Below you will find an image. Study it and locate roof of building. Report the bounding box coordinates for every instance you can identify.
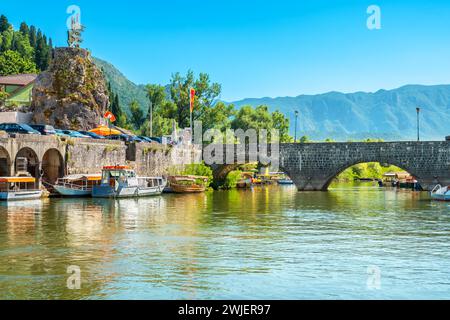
[0,74,37,86]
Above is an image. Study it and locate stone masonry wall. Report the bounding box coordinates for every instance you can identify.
[66,139,127,175]
[131,142,203,177]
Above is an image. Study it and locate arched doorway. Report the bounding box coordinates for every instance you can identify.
[15,148,40,178]
[0,146,11,176]
[42,149,65,184]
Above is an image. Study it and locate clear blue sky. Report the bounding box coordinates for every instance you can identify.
[3,0,450,101]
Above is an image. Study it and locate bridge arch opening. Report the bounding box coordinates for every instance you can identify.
[15,148,40,178]
[42,149,65,184]
[0,146,11,176]
[324,161,418,190]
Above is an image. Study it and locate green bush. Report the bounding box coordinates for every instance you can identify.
[222,170,242,190]
[170,162,213,186]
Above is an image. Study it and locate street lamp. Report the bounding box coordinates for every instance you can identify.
[294,110,299,143]
[416,107,421,142]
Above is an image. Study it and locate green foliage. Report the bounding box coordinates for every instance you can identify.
[337,162,402,181]
[0,50,38,75]
[170,162,213,185]
[222,170,242,190]
[0,15,52,75]
[142,84,176,136]
[94,57,148,117]
[299,136,311,143]
[169,70,222,129]
[231,105,292,143]
[0,90,9,100]
[129,100,144,130]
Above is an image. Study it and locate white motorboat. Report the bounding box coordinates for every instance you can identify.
[431,185,450,202]
[92,166,166,198]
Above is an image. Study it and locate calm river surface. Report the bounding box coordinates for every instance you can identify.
[0,183,449,300]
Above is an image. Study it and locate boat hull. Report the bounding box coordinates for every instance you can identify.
[431,194,450,201]
[92,185,164,198]
[278,179,294,185]
[0,190,42,201]
[54,185,92,197]
[170,185,206,194]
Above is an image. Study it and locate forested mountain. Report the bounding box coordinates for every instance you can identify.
[93,57,148,115]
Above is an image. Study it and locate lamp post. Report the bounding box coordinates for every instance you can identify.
[294,110,299,143]
[416,107,421,142]
[148,100,153,137]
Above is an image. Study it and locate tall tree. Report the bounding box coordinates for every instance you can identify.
[0,15,10,33]
[169,71,221,129]
[19,22,29,36]
[129,100,144,130]
[231,105,292,143]
[28,25,37,48]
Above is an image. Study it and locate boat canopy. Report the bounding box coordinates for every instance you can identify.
[103,166,131,171]
[60,174,102,182]
[0,177,36,183]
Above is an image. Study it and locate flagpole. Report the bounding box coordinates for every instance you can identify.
[190,108,193,142]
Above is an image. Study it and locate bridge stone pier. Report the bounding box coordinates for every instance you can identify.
[208,141,450,191]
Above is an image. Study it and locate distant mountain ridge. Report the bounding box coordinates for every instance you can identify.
[94,56,449,141]
[231,85,450,141]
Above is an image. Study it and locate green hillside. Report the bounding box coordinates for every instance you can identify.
[93,57,148,116]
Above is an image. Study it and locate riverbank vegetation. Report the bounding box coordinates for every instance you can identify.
[336,162,403,182]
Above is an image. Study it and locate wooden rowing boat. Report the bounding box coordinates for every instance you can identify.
[168,176,209,193]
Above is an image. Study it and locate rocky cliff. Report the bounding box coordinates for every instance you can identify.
[31,47,108,130]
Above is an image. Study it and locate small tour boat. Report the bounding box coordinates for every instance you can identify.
[277,173,294,185]
[167,176,209,194]
[236,172,254,189]
[92,166,166,198]
[277,178,294,185]
[431,185,450,202]
[54,174,102,197]
[0,176,42,201]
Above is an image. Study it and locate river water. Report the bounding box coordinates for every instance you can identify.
[0,183,449,300]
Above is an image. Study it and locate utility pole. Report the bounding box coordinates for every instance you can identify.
[416,107,421,142]
[294,110,299,143]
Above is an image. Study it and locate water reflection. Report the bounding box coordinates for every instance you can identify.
[0,184,450,299]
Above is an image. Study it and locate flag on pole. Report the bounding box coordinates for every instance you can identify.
[104,111,117,123]
[190,88,196,113]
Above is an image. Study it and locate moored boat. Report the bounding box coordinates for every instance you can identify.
[0,176,42,201]
[276,173,294,185]
[92,166,166,198]
[277,178,294,185]
[431,185,450,201]
[236,172,254,189]
[54,174,102,197]
[167,176,209,193]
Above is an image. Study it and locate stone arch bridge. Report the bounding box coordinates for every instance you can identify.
[208,141,450,191]
[0,134,66,183]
